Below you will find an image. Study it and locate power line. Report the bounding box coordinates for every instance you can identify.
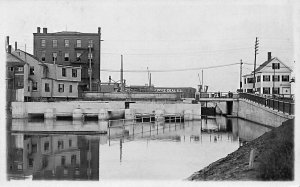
[101,62,240,73]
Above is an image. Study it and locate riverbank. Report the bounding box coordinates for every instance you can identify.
[188,118,294,181]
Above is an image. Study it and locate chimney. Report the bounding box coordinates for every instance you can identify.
[98,27,101,34]
[6,36,9,45]
[37,27,41,33]
[43,27,47,34]
[15,41,17,51]
[268,52,272,61]
[8,45,12,54]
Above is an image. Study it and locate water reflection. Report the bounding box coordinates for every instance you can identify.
[7,115,271,180]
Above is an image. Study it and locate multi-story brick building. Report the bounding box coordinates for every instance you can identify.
[33,27,101,91]
[243,52,292,96]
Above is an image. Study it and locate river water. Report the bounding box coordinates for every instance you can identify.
[6,116,271,180]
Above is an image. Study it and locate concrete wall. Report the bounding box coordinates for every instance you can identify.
[83,92,180,100]
[215,99,294,128]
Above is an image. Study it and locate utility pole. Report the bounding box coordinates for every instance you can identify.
[120,55,124,92]
[240,59,243,90]
[253,37,259,92]
[202,69,204,93]
[99,27,104,89]
[89,45,92,91]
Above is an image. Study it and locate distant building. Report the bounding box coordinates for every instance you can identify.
[6,44,26,107]
[243,52,292,95]
[33,27,101,91]
[12,49,82,100]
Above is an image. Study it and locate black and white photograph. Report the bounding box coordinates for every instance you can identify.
[0,0,299,186]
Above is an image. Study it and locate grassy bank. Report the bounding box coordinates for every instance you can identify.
[188,119,294,181]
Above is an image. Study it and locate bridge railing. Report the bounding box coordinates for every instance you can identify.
[239,93,294,115]
[199,92,238,99]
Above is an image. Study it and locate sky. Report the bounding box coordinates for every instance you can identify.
[1,0,298,92]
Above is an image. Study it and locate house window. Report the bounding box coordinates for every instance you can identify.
[76,53,81,61]
[272,87,280,94]
[76,39,81,47]
[41,39,46,47]
[244,78,246,84]
[45,83,50,92]
[72,69,77,77]
[30,66,34,75]
[53,39,57,48]
[88,40,93,47]
[272,75,280,82]
[61,156,66,166]
[257,76,261,82]
[32,144,37,153]
[272,63,280,69]
[69,85,72,93]
[64,53,69,61]
[41,51,46,62]
[58,140,64,149]
[64,39,69,47]
[58,84,64,92]
[247,78,254,83]
[263,87,270,94]
[44,142,49,151]
[53,52,57,62]
[282,75,289,82]
[62,68,66,77]
[263,75,270,82]
[32,82,38,91]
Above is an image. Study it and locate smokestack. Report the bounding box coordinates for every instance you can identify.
[268,52,272,61]
[15,42,17,51]
[109,76,111,84]
[37,27,41,33]
[6,36,9,45]
[8,45,11,54]
[98,27,101,34]
[43,27,47,34]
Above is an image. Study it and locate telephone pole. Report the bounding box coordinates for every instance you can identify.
[120,55,124,92]
[253,37,259,92]
[240,59,243,90]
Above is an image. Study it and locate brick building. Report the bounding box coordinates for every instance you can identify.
[33,27,101,91]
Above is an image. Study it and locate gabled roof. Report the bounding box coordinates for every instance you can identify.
[6,52,26,66]
[253,57,292,73]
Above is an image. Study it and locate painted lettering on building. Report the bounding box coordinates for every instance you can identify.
[154,88,183,93]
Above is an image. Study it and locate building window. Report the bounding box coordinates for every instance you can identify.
[41,51,46,62]
[272,63,280,69]
[282,75,289,82]
[58,84,64,92]
[41,39,46,47]
[71,155,76,165]
[30,66,34,75]
[69,85,72,93]
[58,140,64,149]
[72,69,77,77]
[61,156,66,166]
[53,40,57,48]
[263,87,270,94]
[32,82,37,91]
[52,52,57,62]
[69,140,72,147]
[272,87,280,94]
[76,53,81,61]
[62,68,66,77]
[8,67,14,71]
[244,78,246,84]
[247,77,254,83]
[76,39,81,47]
[64,53,69,61]
[32,144,37,153]
[272,75,280,82]
[28,158,34,167]
[257,88,261,93]
[45,83,50,92]
[64,39,69,47]
[44,142,49,151]
[88,40,93,47]
[263,75,270,82]
[257,76,261,82]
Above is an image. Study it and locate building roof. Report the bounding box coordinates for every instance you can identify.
[6,52,26,66]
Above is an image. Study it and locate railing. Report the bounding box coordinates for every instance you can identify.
[239,93,294,115]
[199,92,238,99]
